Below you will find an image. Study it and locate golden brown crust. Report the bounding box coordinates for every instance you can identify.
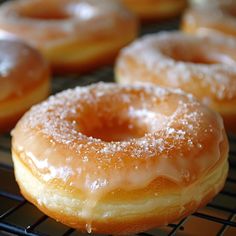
[12,83,229,234]
[0,0,138,73]
[0,39,50,133]
[13,150,228,234]
[50,35,135,74]
[0,78,50,133]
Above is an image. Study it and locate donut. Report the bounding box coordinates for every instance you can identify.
[115,32,236,133]
[122,0,188,21]
[12,83,228,234]
[0,39,50,134]
[182,0,236,37]
[0,0,138,74]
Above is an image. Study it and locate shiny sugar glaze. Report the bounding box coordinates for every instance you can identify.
[12,83,226,200]
[0,39,49,101]
[116,32,236,102]
[0,0,136,47]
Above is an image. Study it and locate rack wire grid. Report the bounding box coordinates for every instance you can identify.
[0,8,236,236]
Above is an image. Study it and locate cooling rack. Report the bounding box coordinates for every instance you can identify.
[0,12,236,236]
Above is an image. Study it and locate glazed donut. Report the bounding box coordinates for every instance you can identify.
[116,32,236,132]
[182,0,236,37]
[0,0,138,74]
[0,39,50,133]
[122,0,188,21]
[12,83,228,234]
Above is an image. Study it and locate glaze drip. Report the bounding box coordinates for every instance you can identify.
[12,83,225,230]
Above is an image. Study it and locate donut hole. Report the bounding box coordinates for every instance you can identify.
[19,10,69,20]
[17,1,97,21]
[168,50,235,65]
[81,118,147,142]
[80,116,147,142]
[162,44,223,65]
[17,3,70,20]
[76,92,179,142]
[170,53,219,64]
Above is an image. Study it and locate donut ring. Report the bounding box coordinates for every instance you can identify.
[116,32,236,132]
[182,0,236,37]
[0,0,138,74]
[0,39,50,133]
[12,83,228,234]
[122,0,188,21]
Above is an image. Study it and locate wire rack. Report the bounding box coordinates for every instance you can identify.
[0,12,236,236]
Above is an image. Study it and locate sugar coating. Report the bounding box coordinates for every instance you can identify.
[19,82,203,155]
[12,83,225,202]
[0,0,135,45]
[186,0,236,30]
[117,31,236,101]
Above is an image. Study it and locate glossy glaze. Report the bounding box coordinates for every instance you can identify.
[0,0,138,72]
[116,32,236,133]
[0,39,49,102]
[12,83,226,197]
